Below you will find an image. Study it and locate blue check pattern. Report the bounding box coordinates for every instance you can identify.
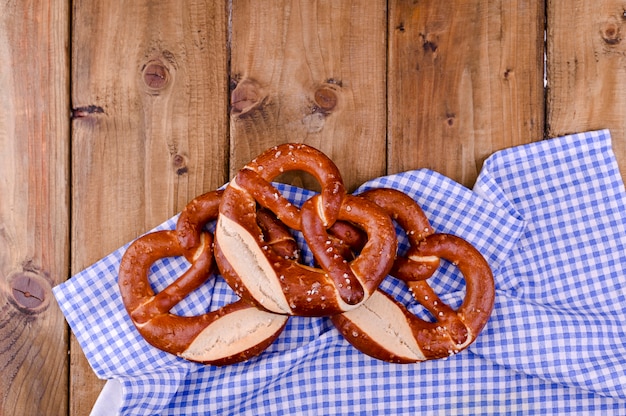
[54,129,626,415]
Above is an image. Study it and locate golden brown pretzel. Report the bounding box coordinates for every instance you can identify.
[229,143,346,229]
[256,208,300,260]
[118,190,288,365]
[330,188,495,363]
[359,188,440,280]
[215,143,397,316]
[299,193,398,311]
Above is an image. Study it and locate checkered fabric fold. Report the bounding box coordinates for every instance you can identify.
[54,129,626,415]
[472,129,626,399]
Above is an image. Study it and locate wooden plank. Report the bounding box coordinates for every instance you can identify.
[0,1,70,415]
[229,0,387,191]
[70,1,229,413]
[388,0,545,187]
[547,0,626,172]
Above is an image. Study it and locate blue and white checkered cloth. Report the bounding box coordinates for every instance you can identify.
[54,129,626,415]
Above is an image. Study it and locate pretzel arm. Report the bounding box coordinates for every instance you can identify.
[256,208,300,260]
[216,144,396,316]
[413,234,495,338]
[119,191,290,365]
[234,168,303,230]
[126,231,213,323]
[176,190,223,257]
[407,280,468,346]
[331,233,494,363]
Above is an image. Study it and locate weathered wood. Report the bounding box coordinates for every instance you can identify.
[547,0,626,173]
[230,0,387,191]
[9,0,626,413]
[70,1,229,413]
[0,1,70,415]
[388,0,545,187]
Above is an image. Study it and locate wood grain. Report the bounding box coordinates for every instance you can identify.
[230,0,387,191]
[0,1,70,415]
[388,0,545,186]
[70,1,229,413]
[7,0,626,414]
[547,0,626,173]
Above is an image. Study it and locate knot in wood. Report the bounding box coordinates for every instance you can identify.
[172,154,188,176]
[231,79,261,115]
[7,271,50,314]
[601,22,622,45]
[142,60,170,90]
[314,86,338,112]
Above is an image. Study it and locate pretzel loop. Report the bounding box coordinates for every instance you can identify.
[300,194,398,306]
[233,143,346,229]
[330,189,495,363]
[119,191,288,365]
[119,145,496,365]
[215,144,397,316]
[358,188,440,280]
[176,190,223,262]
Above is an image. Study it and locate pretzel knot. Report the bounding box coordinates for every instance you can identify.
[330,188,495,363]
[118,190,288,365]
[215,143,398,316]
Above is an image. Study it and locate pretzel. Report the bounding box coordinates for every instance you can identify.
[215,143,398,316]
[119,141,495,364]
[118,190,288,365]
[359,188,440,280]
[330,188,495,363]
[256,208,300,260]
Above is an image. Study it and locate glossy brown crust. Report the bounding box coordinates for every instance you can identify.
[326,188,441,281]
[410,234,495,348]
[119,230,213,323]
[359,188,434,244]
[327,220,368,253]
[119,230,215,357]
[216,143,397,316]
[176,190,223,259]
[256,208,300,260]
[118,192,288,365]
[300,194,397,305]
[214,199,397,316]
[332,233,495,362]
[234,143,346,229]
[329,189,494,363]
[360,189,469,348]
[358,188,440,280]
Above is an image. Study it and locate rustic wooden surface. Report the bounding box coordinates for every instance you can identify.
[389,0,545,185]
[2,1,626,414]
[70,1,229,414]
[546,0,626,172]
[0,1,70,415]
[230,0,387,190]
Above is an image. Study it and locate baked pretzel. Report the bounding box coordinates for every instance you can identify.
[118,190,288,365]
[215,143,397,316]
[359,188,440,281]
[331,188,495,363]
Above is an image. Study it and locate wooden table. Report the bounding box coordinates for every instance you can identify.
[2,1,625,414]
